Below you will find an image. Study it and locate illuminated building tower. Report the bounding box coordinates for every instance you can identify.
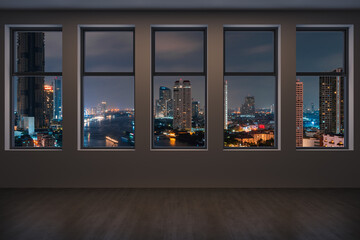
[17,32,45,129]
[155,99,161,118]
[44,84,54,127]
[296,79,303,147]
[91,107,97,115]
[241,96,255,115]
[159,86,172,117]
[270,104,275,114]
[173,79,192,130]
[192,101,199,118]
[319,68,344,134]
[100,101,107,114]
[224,80,228,129]
[53,77,62,120]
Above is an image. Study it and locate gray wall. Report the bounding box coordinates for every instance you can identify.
[0,10,359,188]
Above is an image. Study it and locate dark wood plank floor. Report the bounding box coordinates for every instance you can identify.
[0,189,359,240]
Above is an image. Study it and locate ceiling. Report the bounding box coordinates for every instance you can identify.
[0,0,359,10]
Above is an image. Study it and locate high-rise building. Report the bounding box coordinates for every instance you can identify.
[17,32,45,129]
[319,68,344,135]
[155,99,162,118]
[44,84,54,127]
[241,96,255,115]
[296,79,303,147]
[53,77,62,120]
[20,116,35,135]
[192,101,199,118]
[100,101,107,114]
[271,104,275,114]
[173,79,192,130]
[224,80,228,129]
[159,86,173,117]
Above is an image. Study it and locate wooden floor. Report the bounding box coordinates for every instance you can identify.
[0,189,359,240]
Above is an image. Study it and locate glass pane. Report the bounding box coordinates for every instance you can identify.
[84,31,133,72]
[153,76,206,148]
[12,76,62,148]
[225,31,274,72]
[155,31,204,72]
[83,76,134,148]
[296,31,344,72]
[224,76,276,148]
[296,75,345,148]
[14,31,62,72]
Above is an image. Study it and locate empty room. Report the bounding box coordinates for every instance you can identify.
[0,0,359,239]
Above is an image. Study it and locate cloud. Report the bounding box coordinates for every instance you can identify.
[84,31,133,72]
[155,31,203,59]
[85,32,133,56]
[243,44,273,55]
[155,31,204,71]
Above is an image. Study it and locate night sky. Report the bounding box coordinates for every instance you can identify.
[225,31,274,72]
[155,31,204,72]
[84,76,134,109]
[296,31,344,110]
[85,31,133,72]
[226,76,276,109]
[16,30,344,112]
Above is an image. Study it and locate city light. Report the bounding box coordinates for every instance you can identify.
[154,79,205,147]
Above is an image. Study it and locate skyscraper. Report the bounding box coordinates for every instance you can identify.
[173,79,192,130]
[296,79,303,147]
[224,80,228,129]
[192,101,200,118]
[44,84,54,127]
[17,32,45,129]
[53,77,62,120]
[100,101,107,114]
[159,86,172,117]
[155,99,162,118]
[319,68,344,135]
[241,96,255,115]
[270,104,275,114]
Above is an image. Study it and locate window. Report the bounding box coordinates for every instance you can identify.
[224,27,278,148]
[296,27,348,148]
[10,27,62,148]
[152,27,207,149]
[81,27,135,149]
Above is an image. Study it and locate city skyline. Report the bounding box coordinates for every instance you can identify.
[225,76,276,110]
[153,76,205,111]
[83,76,134,110]
[27,30,344,111]
[296,69,345,148]
[153,78,206,147]
[13,31,62,147]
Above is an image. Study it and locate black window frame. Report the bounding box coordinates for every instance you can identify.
[223,27,279,149]
[151,26,208,149]
[296,27,349,149]
[10,27,63,149]
[80,27,135,149]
